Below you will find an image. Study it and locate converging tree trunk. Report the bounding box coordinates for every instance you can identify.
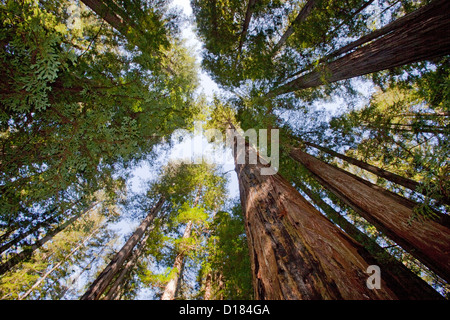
[231,127,398,299]
[80,198,164,300]
[268,0,450,97]
[238,0,257,56]
[103,231,151,300]
[80,0,133,35]
[161,186,203,300]
[301,140,450,205]
[295,181,443,299]
[289,148,450,283]
[0,202,99,275]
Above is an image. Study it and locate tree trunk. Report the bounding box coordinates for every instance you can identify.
[0,207,58,255]
[302,140,450,205]
[203,272,212,300]
[103,231,151,300]
[289,148,450,283]
[238,0,257,56]
[161,186,203,300]
[271,0,319,55]
[80,197,164,300]
[295,181,443,299]
[160,220,194,300]
[0,202,98,275]
[19,225,101,300]
[231,128,398,299]
[80,0,131,34]
[268,0,450,97]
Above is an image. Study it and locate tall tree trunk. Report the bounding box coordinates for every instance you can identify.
[80,0,131,34]
[19,225,101,300]
[295,181,443,299]
[0,208,58,255]
[80,198,164,300]
[271,0,319,55]
[160,220,194,300]
[103,231,151,300]
[302,140,450,205]
[230,127,398,299]
[203,272,213,300]
[0,202,98,275]
[160,185,203,300]
[289,148,450,283]
[268,0,450,97]
[237,0,257,56]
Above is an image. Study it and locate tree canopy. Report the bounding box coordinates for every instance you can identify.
[0,0,449,300]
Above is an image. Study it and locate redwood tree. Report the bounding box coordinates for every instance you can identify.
[230,125,398,299]
[289,148,450,283]
[268,0,450,97]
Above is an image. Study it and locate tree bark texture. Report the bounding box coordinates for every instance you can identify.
[269,0,450,96]
[238,0,257,55]
[80,197,164,300]
[289,148,450,283]
[233,137,398,299]
[296,181,443,299]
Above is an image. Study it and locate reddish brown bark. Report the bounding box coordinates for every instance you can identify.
[302,140,450,205]
[289,148,450,283]
[296,181,443,299]
[238,0,257,55]
[268,0,450,97]
[232,130,398,299]
[80,198,164,300]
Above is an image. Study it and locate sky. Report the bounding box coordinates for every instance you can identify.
[127,0,239,200]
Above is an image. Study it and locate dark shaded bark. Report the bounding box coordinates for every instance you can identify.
[302,140,450,205]
[231,127,398,299]
[238,0,257,56]
[80,0,131,34]
[80,198,164,300]
[296,181,444,299]
[103,231,150,300]
[268,0,450,97]
[289,148,450,283]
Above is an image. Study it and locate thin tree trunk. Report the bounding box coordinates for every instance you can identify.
[0,202,98,275]
[80,197,164,300]
[295,181,443,299]
[302,140,450,205]
[268,0,450,97]
[0,199,85,255]
[160,220,194,300]
[271,0,319,55]
[230,126,398,299]
[203,272,212,300]
[289,148,450,283]
[0,208,58,255]
[80,0,130,34]
[103,231,151,300]
[19,225,101,300]
[237,0,257,56]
